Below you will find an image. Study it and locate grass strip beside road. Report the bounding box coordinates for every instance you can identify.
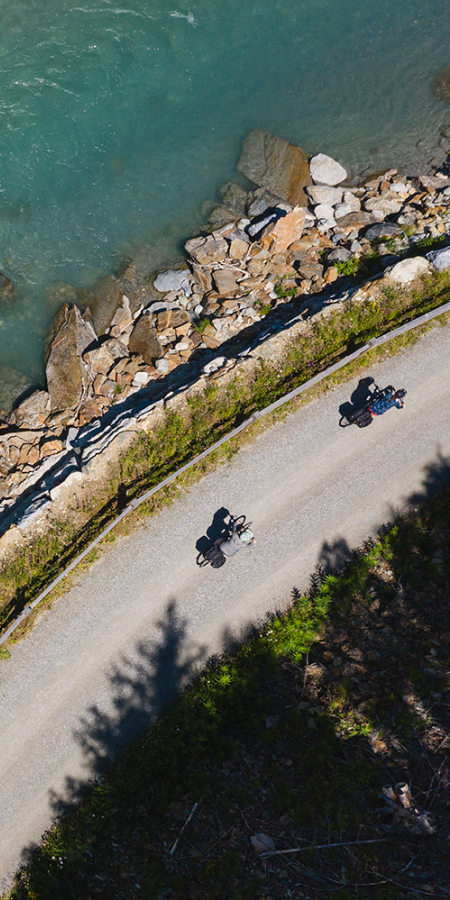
[1,270,450,642]
[6,481,450,899]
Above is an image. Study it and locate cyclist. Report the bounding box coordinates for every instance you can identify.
[368,385,405,417]
[219,523,255,557]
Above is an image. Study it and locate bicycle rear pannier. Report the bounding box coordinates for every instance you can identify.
[354,408,373,428]
[203,545,227,568]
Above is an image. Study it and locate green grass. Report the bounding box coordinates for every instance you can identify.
[335,257,360,276]
[193,315,212,333]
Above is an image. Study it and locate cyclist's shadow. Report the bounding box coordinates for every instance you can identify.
[195,507,231,555]
[339,376,375,422]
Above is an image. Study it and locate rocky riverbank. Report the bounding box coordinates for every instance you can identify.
[2,128,450,542]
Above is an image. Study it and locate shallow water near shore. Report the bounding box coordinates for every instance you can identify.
[1,0,450,380]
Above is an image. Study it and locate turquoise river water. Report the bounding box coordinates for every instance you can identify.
[1,0,450,380]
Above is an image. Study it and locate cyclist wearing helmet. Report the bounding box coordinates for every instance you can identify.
[219,523,255,557]
[369,385,405,417]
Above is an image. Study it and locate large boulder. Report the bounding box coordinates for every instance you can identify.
[309,153,347,186]
[385,257,431,284]
[0,272,16,306]
[45,304,97,410]
[128,315,163,364]
[237,129,311,206]
[89,275,123,336]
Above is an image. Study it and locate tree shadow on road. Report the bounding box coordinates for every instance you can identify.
[46,598,206,819]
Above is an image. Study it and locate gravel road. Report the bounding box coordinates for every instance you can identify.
[1,323,450,892]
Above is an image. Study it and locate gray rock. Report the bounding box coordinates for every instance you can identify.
[336,211,379,229]
[327,248,352,263]
[396,210,421,226]
[247,196,270,217]
[128,316,163,364]
[305,185,344,206]
[207,206,237,231]
[16,494,52,532]
[45,305,97,410]
[153,268,192,295]
[247,187,285,217]
[155,357,169,374]
[213,268,241,295]
[247,211,279,239]
[426,245,450,270]
[389,181,409,193]
[364,195,403,218]
[385,256,431,284]
[364,222,404,241]
[331,232,346,245]
[185,233,229,265]
[314,201,335,231]
[334,191,361,219]
[419,173,450,191]
[237,129,311,205]
[0,272,16,306]
[310,153,347,186]
[250,833,275,855]
[89,275,124,336]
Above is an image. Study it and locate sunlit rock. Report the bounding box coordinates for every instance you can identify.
[128,315,163,364]
[310,153,347,186]
[45,304,97,410]
[237,129,311,206]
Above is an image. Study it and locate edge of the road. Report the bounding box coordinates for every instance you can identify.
[2,299,450,649]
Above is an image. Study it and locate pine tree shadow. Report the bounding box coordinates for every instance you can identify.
[48,598,206,818]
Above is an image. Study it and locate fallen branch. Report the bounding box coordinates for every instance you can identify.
[169,798,203,856]
[260,837,388,858]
